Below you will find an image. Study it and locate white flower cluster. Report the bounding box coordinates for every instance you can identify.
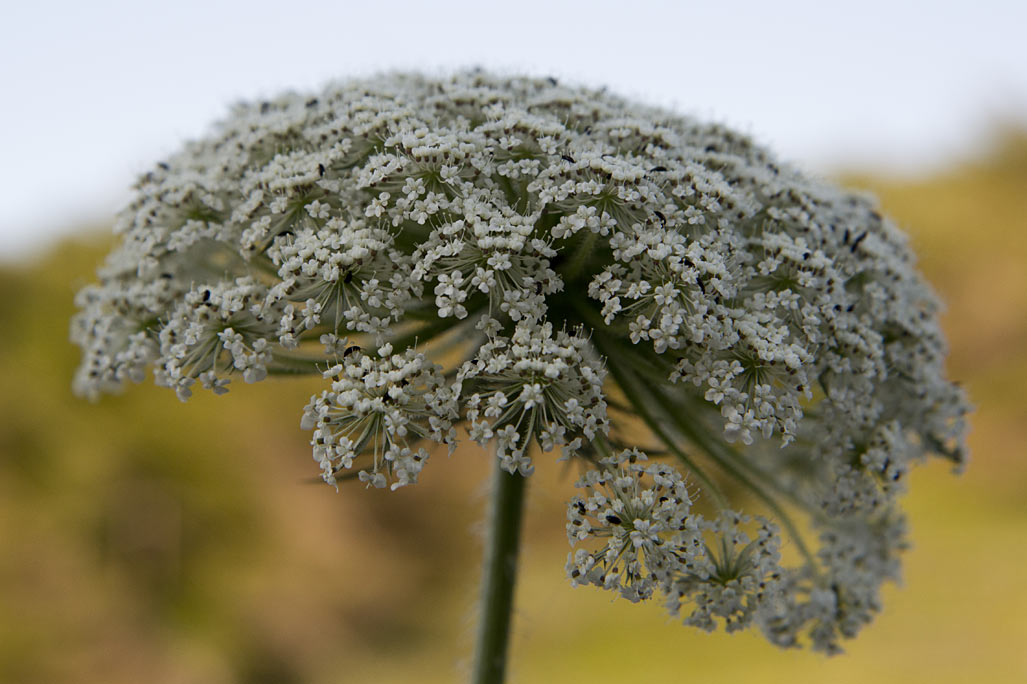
[301,342,457,489]
[72,71,968,651]
[759,510,908,653]
[458,319,607,475]
[156,278,284,400]
[267,218,415,340]
[567,450,781,633]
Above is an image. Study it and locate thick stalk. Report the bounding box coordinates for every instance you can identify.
[472,463,527,684]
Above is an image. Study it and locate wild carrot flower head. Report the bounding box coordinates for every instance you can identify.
[72,71,968,653]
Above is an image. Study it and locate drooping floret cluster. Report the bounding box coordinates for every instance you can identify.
[567,449,782,634]
[72,71,968,653]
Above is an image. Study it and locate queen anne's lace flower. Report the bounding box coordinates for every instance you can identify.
[301,343,457,489]
[72,71,968,652]
[566,449,694,602]
[459,319,607,475]
[664,511,782,634]
[567,451,781,632]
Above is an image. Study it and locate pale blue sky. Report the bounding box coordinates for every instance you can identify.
[2,0,1025,258]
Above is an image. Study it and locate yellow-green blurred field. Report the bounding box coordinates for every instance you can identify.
[1,136,1025,684]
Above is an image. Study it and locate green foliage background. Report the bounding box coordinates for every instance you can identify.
[2,137,1025,683]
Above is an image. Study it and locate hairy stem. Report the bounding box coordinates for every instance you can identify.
[472,463,528,684]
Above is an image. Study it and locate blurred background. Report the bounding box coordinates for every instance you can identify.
[2,1,1025,682]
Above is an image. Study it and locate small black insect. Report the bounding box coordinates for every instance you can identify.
[343,345,361,357]
[561,154,575,163]
[547,76,558,86]
[605,514,623,525]
[654,210,666,227]
[650,166,667,173]
[849,231,868,252]
[318,163,326,177]
[305,98,319,108]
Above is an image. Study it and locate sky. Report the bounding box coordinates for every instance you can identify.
[2,0,1026,260]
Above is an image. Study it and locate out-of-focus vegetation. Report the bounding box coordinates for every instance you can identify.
[2,135,1025,684]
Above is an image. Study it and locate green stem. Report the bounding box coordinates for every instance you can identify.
[472,462,528,684]
[562,229,599,283]
[589,331,728,509]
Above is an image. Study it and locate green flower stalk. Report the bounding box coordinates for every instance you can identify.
[72,72,969,676]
